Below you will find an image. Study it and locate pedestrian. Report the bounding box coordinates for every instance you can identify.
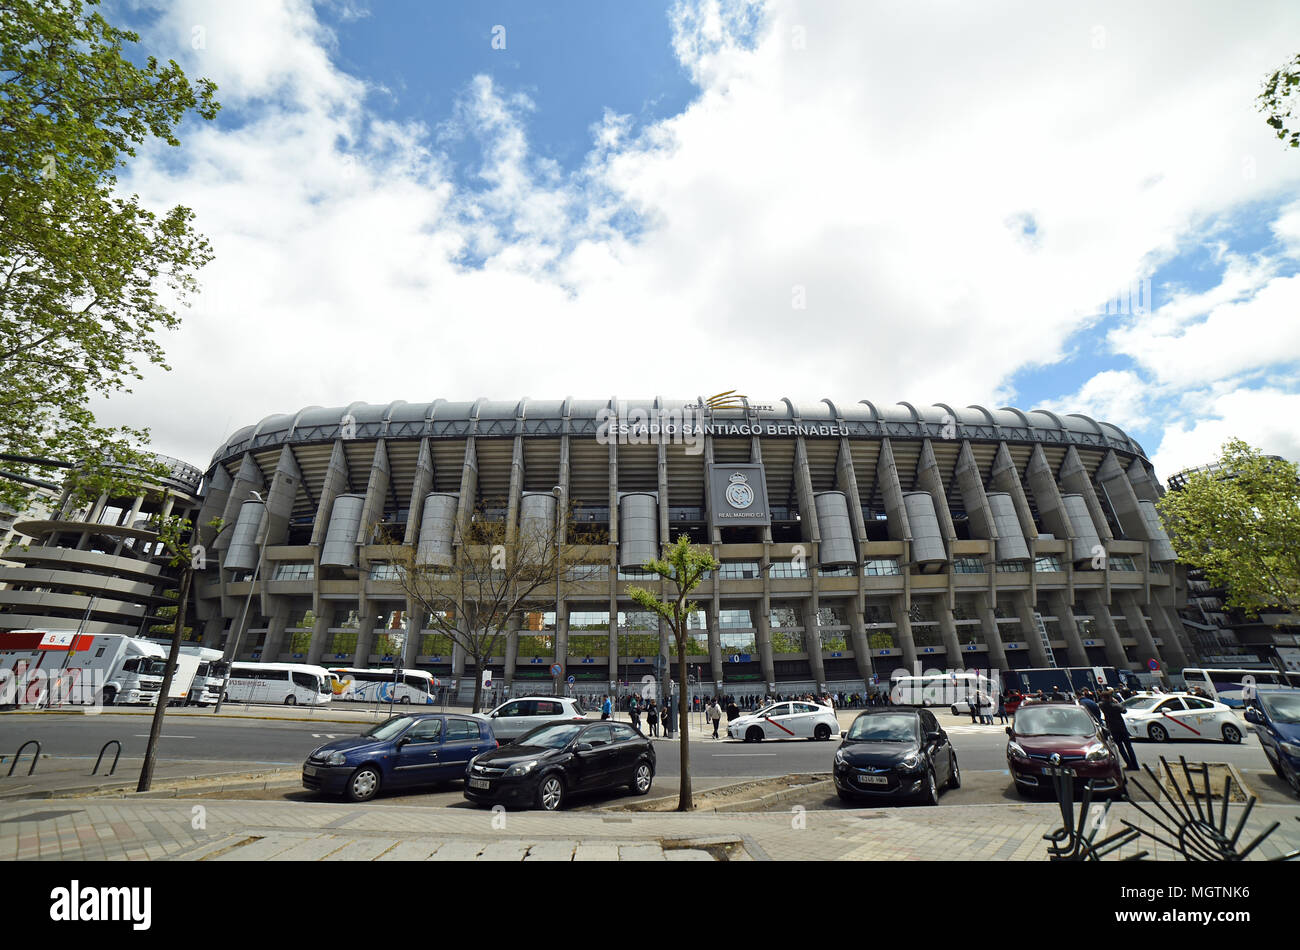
[1100,690,1138,771]
[996,691,1009,724]
[629,694,641,730]
[660,702,671,737]
[645,698,658,736]
[708,697,722,738]
[968,689,979,724]
[1080,689,1102,724]
[726,697,739,724]
[601,694,612,721]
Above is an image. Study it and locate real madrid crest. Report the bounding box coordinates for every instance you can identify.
[725,471,754,509]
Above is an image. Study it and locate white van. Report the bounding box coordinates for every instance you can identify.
[890,671,997,708]
[224,662,332,706]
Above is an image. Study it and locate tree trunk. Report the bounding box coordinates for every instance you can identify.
[137,567,191,793]
[471,656,483,713]
[677,636,692,811]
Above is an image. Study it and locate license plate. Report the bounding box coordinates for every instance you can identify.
[1042,766,1075,777]
[856,774,889,785]
[303,765,318,777]
[469,778,491,790]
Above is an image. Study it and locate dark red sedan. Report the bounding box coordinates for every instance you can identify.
[1005,701,1126,799]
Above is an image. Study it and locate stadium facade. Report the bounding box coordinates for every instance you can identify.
[182,397,1195,699]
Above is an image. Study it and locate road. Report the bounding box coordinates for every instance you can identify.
[3,706,1295,806]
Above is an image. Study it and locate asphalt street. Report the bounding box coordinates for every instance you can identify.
[3,706,1294,806]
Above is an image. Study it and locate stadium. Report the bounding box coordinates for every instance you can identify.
[179,396,1193,701]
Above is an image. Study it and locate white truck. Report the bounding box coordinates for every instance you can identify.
[143,640,227,705]
[0,630,167,707]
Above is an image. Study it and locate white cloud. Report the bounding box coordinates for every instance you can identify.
[1149,387,1300,478]
[1038,370,1151,433]
[94,0,1300,471]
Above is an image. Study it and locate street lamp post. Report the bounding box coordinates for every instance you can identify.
[551,485,562,699]
[213,490,271,714]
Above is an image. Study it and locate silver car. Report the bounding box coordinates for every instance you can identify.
[485,696,585,741]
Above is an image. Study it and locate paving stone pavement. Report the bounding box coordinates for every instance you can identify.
[1,795,1297,861]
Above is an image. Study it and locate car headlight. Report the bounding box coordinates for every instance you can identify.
[1281,741,1300,758]
[1084,743,1111,762]
[327,751,347,766]
[900,753,922,771]
[506,759,539,777]
[834,748,847,765]
[1008,742,1028,759]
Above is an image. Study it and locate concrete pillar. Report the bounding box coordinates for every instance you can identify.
[261,605,291,661]
[201,614,226,651]
[196,465,233,550]
[402,438,435,546]
[1025,445,1071,541]
[216,454,265,552]
[973,592,1010,673]
[311,441,350,546]
[835,437,869,545]
[753,601,776,688]
[355,440,391,549]
[876,439,912,542]
[1059,446,1114,542]
[505,435,525,547]
[915,440,957,546]
[1118,590,1160,670]
[1082,589,1129,669]
[848,593,875,683]
[935,601,964,668]
[955,441,996,547]
[1013,590,1051,668]
[803,588,829,690]
[793,437,821,544]
[990,442,1038,538]
[1145,600,1191,671]
[1047,588,1089,666]
[306,609,330,667]
[892,593,918,671]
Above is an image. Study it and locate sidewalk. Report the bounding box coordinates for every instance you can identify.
[2,793,1296,862]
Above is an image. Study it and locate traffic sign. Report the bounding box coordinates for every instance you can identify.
[550,663,563,677]
[566,674,576,685]
[1148,658,1160,671]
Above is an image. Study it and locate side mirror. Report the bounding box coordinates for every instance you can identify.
[573,742,593,753]
[840,730,847,739]
[1244,708,1261,724]
[490,712,498,718]
[1004,726,1012,737]
[396,736,410,748]
[926,730,941,744]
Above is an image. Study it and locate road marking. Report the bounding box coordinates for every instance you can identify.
[311,734,340,739]
[131,735,195,739]
[710,753,777,756]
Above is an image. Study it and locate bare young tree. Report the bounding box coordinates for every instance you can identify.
[384,499,604,713]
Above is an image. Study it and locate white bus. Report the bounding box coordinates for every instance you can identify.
[327,668,437,705]
[224,662,332,706]
[1180,667,1297,708]
[890,671,998,707]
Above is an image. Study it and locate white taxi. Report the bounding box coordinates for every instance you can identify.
[1122,693,1244,744]
[728,701,840,742]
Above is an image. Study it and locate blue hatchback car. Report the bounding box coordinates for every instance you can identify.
[1245,689,1300,798]
[303,712,497,802]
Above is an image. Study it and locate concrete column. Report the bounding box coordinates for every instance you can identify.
[504,614,520,691]
[1025,445,1071,541]
[1118,590,1160,670]
[935,601,964,668]
[753,601,776,688]
[876,440,912,542]
[707,605,725,688]
[836,437,869,545]
[216,454,265,552]
[955,441,996,546]
[1145,600,1192,671]
[455,439,479,537]
[261,604,290,661]
[200,615,226,651]
[402,439,435,546]
[1047,588,1089,666]
[311,441,350,547]
[306,609,330,667]
[557,435,571,546]
[751,434,773,543]
[354,595,375,667]
[892,593,919,671]
[973,592,1010,673]
[355,440,391,549]
[1013,589,1051,667]
[554,597,568,673]
[402,593,420,669]
[793,437,821,544]
[1082,589,1129,669]
[196,465,233,550]
[1097,451,1146,539]
[505,435,525,547]
[657,439,671,544]
[261,445,302,547]
[1059,445,1114,542]
[803,585,829,690]
[848,593,875,683]
[915,440,957,548]
[1126,458,1162,504]
[990,442,1038,538]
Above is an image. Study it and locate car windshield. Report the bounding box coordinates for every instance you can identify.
[1014,706,1097,736]
[1125,697,1161,710]
[846,714,918,742]
[517,723,586,749]
[362,716,416,741]
[1259,692,1300,724]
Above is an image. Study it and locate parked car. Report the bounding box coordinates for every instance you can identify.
[1244,688,1300,797]
[727,700,840,742]
[1005,701,1125,799]
[464,719,654,811]
[1121,694,1243,744]
[302,713,495,802]
[484,696,586,742]
[832,708,959,805]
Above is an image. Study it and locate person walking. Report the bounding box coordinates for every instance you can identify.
[726,697,739,725]
[979,690,995,725]
[629,694,641,731]
[645,698,658,737]
[660,702,671,738]
[997,691,1009,724]
[707,697,722,738]
[601,694,612,721]
[1101,690,1138,771]
[968,689,979,724]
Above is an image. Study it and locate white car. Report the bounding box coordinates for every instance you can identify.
[1121,694,1244,744]
[485,696,586,742]
[727,701,840,742]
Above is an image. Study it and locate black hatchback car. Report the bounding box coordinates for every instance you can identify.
[464,719,655,811]
[832,708,960,805]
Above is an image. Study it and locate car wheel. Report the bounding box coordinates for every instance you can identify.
[745,726,764,743]
[399,696,409,705]
[630,761,653,795]
[1147,722,1168,743]
[814,724,831,741]
[1221,723,1242,744]
[946,752,961,789]
[950,705,959,717]
[346,766,381,803]
[920,767,939,806]
[537,773,565,811]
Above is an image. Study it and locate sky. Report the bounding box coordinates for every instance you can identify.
[96,0,1300,483]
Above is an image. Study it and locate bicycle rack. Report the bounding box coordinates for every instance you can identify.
[91,740,122,776]
[6,740,41,777]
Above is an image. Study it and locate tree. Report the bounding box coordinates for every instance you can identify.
[1259,53,1300,150]
[135,511,222,792]
[388,501,603,713]
[0,0,219,510]
[627,535,719,811]
[1157,439,1300,616]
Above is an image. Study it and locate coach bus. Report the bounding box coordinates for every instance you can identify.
[1180,667,1299,707]
[327,668,437,704]
[224,662,333,706]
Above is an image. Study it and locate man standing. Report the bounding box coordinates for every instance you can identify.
[601,694,612,721]
[1080,689,1102,724]
[708,697,722,739]
[969,689,979,724]
[1101,690,1138,771]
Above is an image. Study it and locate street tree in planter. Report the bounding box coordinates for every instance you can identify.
[627,535,719,811]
